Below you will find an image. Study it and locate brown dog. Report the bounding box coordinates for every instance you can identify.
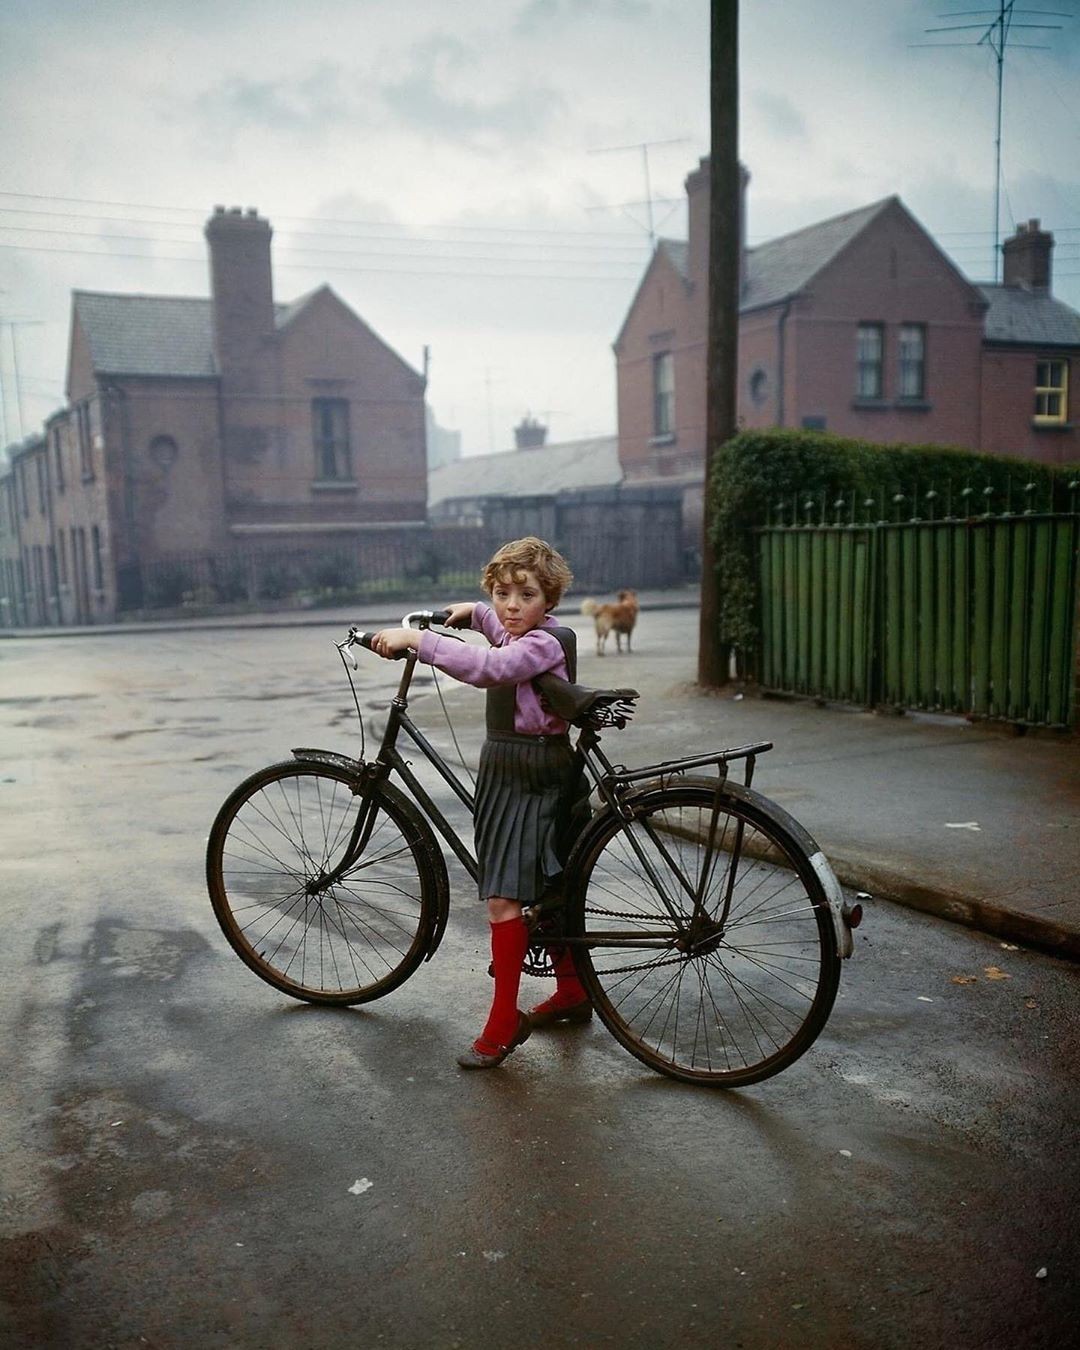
[581,589,639,656]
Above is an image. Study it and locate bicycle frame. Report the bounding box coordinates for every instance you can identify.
[323,627,787,955]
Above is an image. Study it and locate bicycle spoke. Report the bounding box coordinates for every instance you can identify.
[573,786,839,1086]
[209,764,437,1004]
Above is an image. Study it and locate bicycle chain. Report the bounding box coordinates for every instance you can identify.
[581,904,697,975]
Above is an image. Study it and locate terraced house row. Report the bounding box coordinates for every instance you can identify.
[1,206,428,627]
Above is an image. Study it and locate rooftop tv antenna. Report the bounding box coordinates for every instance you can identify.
[914,3,1069,281]
[587,137,690,248]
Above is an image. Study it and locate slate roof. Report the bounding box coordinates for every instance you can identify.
[978,285,1080,347]
[657,199,898,311]
[657,238,689,279]
[740,198,894,312]
[428,435,621,508]
[72,289,322,377]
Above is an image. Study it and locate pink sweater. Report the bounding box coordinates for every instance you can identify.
[416,602,570,735]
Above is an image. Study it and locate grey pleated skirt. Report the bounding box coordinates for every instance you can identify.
[474,731,586,904]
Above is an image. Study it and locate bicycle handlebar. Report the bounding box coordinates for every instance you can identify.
[340,609,455,662]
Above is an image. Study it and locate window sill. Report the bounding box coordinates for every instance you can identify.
[81,472,96,485]
[894,399,931,412]
[1031,420,1072,433]
[312,479,359,492]
[648,433,676,446]
[850,398,888,411]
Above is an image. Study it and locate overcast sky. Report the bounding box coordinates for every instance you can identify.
[2,0,1078,457]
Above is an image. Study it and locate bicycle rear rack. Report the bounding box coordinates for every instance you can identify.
[605,741,773,790]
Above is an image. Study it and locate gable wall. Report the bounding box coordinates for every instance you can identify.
[615,254,699,480]
[786,208,985,445]
[267,295,429,521]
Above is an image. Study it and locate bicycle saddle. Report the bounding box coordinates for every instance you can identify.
[534,673,639,728]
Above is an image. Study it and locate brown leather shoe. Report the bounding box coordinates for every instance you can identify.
[456,1012,532,1069]
[528,998,593,1029]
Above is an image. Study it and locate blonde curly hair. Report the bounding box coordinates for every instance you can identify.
[481,537,573,610]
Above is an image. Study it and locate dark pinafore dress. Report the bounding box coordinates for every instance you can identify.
[473,625,590,904]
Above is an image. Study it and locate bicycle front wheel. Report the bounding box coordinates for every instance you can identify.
[207,761,441,1005]
[567,784,840,1087]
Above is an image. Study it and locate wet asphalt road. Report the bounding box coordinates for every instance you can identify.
[1,613,1078,1350]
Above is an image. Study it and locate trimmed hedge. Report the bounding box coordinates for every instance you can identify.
[706,428,1078,658]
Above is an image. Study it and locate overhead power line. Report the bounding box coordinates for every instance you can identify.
[0,188,649,243]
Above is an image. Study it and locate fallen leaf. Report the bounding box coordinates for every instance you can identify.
[983,966,1011,980]
[951,975,978,985]
[347,1178,374,1195]
[839,1149,852,1158]
[1000,943,1019,950]
[1025,999,1039,1010]
[1035,1267,1048,1280]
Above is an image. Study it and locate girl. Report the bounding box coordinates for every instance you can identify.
[370,537,590,1069]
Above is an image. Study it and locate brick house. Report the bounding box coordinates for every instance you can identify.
[1,206,427,625]
[614,159,1080,537]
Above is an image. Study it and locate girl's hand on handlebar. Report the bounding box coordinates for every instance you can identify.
[442,602,475,630]
[370,627,419,659]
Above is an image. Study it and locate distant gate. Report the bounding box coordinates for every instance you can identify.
[756,487,1080,727]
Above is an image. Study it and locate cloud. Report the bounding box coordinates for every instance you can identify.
[748,90,809,145]
[379,33,565,151]
[514,0,653,34]
[183,63,361,145]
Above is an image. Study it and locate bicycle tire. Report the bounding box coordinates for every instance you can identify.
[206,761,441,1005]
[565,783,840,1087]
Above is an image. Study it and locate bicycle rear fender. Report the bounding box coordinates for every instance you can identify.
[577,775,856,959]
[290,748,452,961]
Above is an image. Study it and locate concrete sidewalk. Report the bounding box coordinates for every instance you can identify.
[3,589,1077,960]
[416,610,1080,964]
[590,664,1080,963]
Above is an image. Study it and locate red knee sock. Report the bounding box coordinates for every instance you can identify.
[532,946,587,1014]
[477,916,528,1052]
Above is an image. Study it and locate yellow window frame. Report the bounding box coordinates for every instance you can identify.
[1034,358,1068,425]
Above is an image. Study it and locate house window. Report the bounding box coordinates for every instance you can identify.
[1034,359,1068,424]
[17,462,28,518]
[58,530,68,585]
[149,435,179,470]
[53,427,65,493]
[898,324,926,400]
[312,399,352,480]
[855,324,884,399]
[36,455,47,514]
[77,402,94,479]
[91,525,104,591]
[653,352,674,437]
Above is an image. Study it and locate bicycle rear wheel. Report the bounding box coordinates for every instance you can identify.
[567,784,840,1087]
[206,761,440,1005]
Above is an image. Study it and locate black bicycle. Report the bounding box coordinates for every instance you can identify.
[206,611,862,1087]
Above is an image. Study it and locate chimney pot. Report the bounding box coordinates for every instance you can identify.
[1002,217,1053,292]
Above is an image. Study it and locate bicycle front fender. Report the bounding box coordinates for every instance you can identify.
[290,748,451,961]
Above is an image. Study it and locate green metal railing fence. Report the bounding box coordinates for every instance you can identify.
[757,481,1080,727]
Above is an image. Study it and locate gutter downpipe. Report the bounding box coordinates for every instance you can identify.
[776,297,793,428]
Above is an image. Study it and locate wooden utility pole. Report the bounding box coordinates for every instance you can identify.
[697,0,740,687]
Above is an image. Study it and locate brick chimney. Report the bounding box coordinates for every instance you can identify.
[514,416,547,449]
[1002,218,1054,293]
[685,157,750,294]
[204,206,276,390]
